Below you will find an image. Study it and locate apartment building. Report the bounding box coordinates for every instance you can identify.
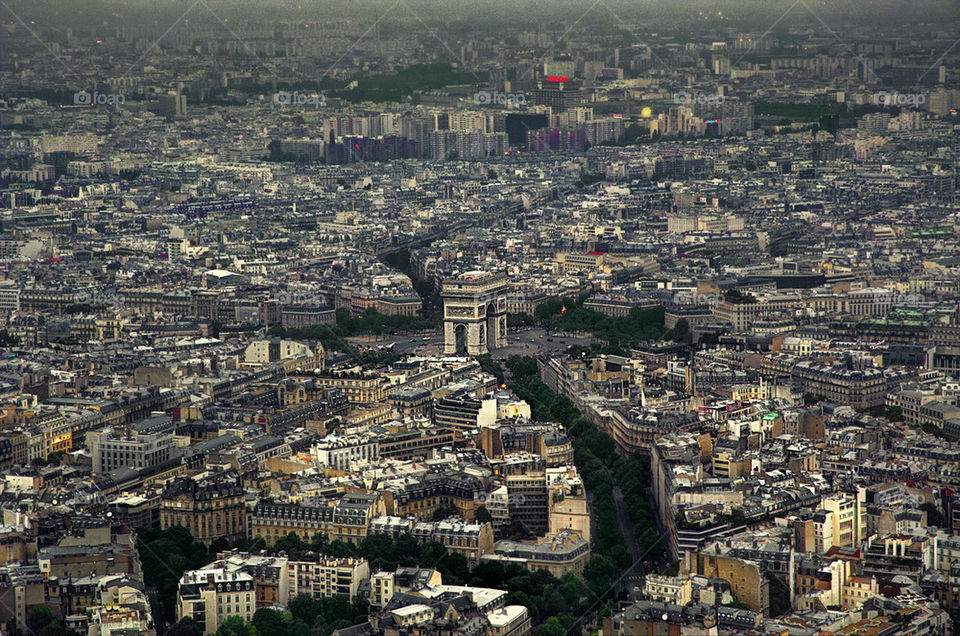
[212,552,290,609]
[177,569,255,635]
[160,471,247,545]
[88,413,177,475]
[821,491,867,549]
[249,494,385,546]
[287,556,369,601]
[491,529,591,576]
[311,434,379,471]
[506,473,550,537]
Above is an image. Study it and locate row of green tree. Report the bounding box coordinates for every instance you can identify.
[501,356,661,621]
[259,529,615,632]
[265,292,675,363]
[166,593,371,636]
[243,63,483,105]
[155,524,609,636]
[217,595,370,636]
[267,308,434,355]
[346,64,482,104]
[534,297,666,353]
[138,526,217,624]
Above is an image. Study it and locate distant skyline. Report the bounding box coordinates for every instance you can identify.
[2,0,957,30]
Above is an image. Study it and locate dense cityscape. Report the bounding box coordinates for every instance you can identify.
[2,0,960,634]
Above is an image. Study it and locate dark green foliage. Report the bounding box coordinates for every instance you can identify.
[467,561,586,632]
[216,616,256,636]
[884,406,904,421]
[381,250,441,322]
[624,124,647,143]
[252,609,289,636]
[476,354,505,384]
[507,313,536,328]
[922,422,949,439]
[574,173,606,188]
[274,531,309,554]
[336,308,435,337]
[146,518,624,636]
[0,330,19,346]
[535,298,665,351]
[28,606,64,636]
[194,595,370,636]
[537,617,567,636]
[474,506,493,524]
[358,350,402,367]
[267,308,435,355]
[663,318,691,344]
[31,450,63,467]
[219,64,478,106]
[500,356,662,623]
[249,532,471,586]
[506,355,540,379]
[723,601,752,610]
[245,524,610,633]
[753,101,846,121]
[345,64,482,103]
[137,526,215,624]
[431,504,460,521]
[170,617,204,636]
[287,596,367,631]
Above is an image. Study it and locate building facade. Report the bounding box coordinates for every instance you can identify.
[161,471,247,545]
[177,569,255,635]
